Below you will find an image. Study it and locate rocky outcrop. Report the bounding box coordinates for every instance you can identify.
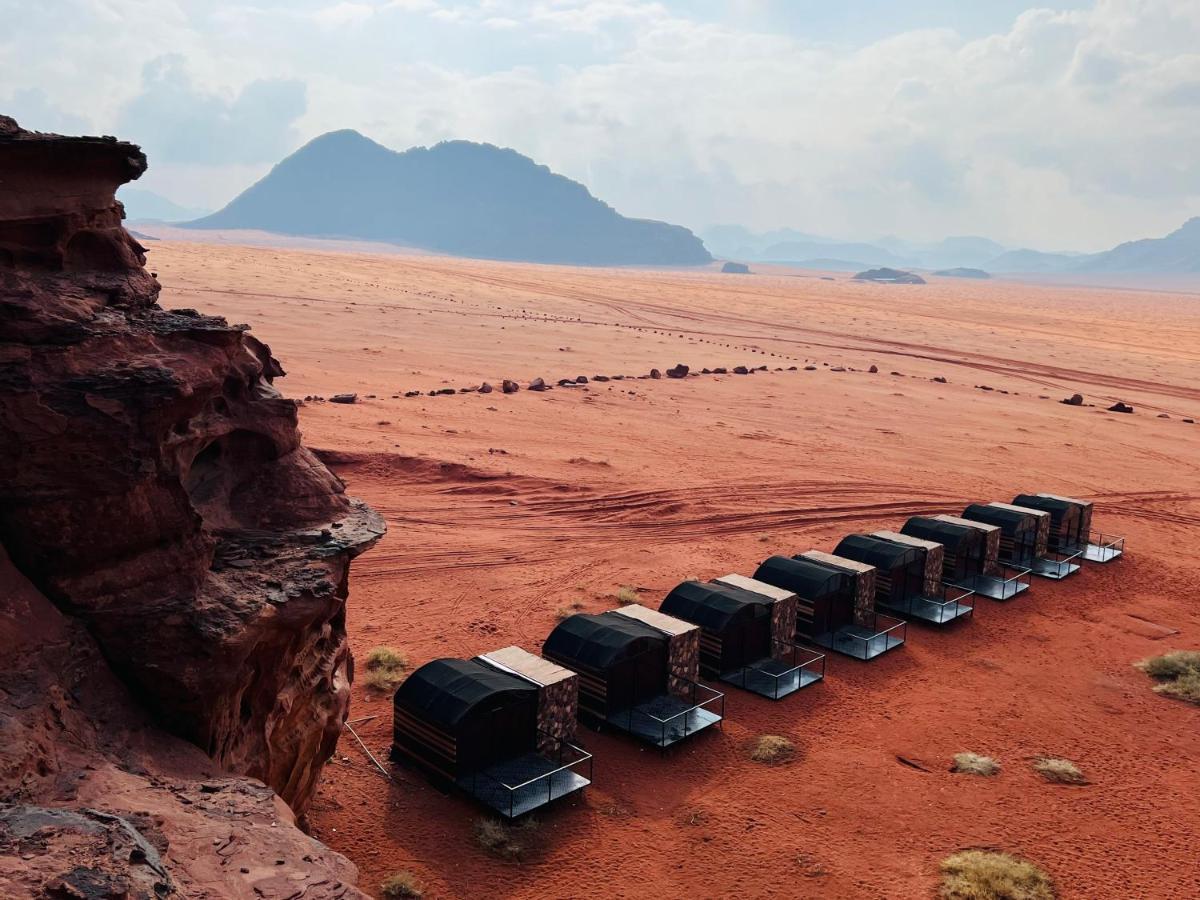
[0,113,383,857]
[0,547,366,898]
[852,267,926,284]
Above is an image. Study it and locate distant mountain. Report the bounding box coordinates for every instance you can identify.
[1078,217,1200,273]
[703,226,1009,270]
[985,248,1085,273]
[119,188,211,222]
[700,225,826,260]
[184,130,711,267]
[762,240,913,268]
[922,236,1008,269]
[933,267,991,279]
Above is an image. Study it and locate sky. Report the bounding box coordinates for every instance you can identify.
[3,0,1199,251]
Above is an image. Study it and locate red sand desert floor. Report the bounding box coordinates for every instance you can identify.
[152,239,1200,899]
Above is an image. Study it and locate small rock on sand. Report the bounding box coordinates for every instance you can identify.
[502,380,520,394]
[330,393,357,404]
[1108,401,1134,413]
[528,378,550,391]
[1062,394,1084,406]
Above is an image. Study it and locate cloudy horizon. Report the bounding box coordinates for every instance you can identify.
[4,0,1199,252]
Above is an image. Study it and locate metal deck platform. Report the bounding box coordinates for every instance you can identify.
[812,617,906,661]
[606,690,723,748]
[1017,554,1084,580]
[884,594,974,625]
[1075,531,1125,563]
[460,750,591,819]
[955,568,1031,601]
[720,652,825,700]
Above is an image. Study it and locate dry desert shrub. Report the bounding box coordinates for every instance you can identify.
[473,816,541,861]
[362,646,408,692]
[951,753,1000,777]
[379,872,423,899]
[748,734,795,764]
[939,850,1055,900]
[1033,757,1087,785]
[555,600,586,621]
[1136,650,1200,705]
[616,585,640,604]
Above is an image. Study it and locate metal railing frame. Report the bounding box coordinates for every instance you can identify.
[725,638,826,700]
[635,678,725,747]
[467,728,593,819]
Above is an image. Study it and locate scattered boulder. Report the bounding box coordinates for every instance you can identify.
[479,382,494,394]
[1062,393,1084,406]
[733,366,749,375]
[804,365,817,371]
[404,390,420,397]
[868,365,878,373]
[1108,401,1134,413]
[721,261,751,274]
[557,378,576,387]
[650,368,662,379]
[1184,418,1195,424]
[330,393,357,404]
[502,380,520,394]
[575,375,588,384]
[528,378,550,391]
[666,364,688,379]
[712,367,727,374]
[932,376,948,384]
[593,375,610,382]
[1157,413,1170,419]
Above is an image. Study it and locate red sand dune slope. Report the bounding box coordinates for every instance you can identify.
[153,241,1200,899]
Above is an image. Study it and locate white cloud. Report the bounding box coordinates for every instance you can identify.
[1,0,1197,249]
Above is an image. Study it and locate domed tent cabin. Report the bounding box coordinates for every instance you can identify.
[861,531,976,625]
[753,554,906,661]
[391,654,592,818]
[1032,493,1124,563]
[901,515,1031,600]
[659,579,825,700]
[542,608,723,748]
[976,501,1080,580]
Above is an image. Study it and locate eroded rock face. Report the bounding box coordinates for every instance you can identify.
[0,548,367,898]
[0,118,385,822]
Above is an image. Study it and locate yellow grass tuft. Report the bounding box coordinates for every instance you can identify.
[1032,757,1086,785]
[362,646,408,693]
[939,850,1055,900]
[748,734,795,764]
[616,585,640,604]
[473,817,541,861]
[555,600,586,621]
[379,872,422,899]
[951,753,1000,777]
[1136,650,1200,705]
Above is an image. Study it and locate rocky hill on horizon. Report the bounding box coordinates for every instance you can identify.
[185,130,712,267]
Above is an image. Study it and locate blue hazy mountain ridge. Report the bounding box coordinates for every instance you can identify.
[119,188,212,223]
[703,219,1200,275]
[184,130,711,266]
[1077,217,1200,273]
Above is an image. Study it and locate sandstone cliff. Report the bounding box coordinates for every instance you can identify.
[0,117,383,896]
